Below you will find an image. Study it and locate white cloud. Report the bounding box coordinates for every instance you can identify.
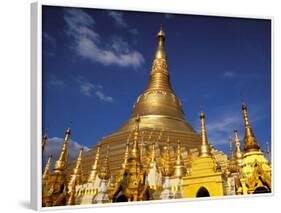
[80,81,95,96]
[107,11,139,36]
[108,11,128,28]
[206,113,243,145]
[43,32,56,47]
[78,80,113,102]
[43,137,89,169]
[111,36,130,53]
[49,79,65,87]
[43,32,56,56]
[95,90,113,102]
[108,11,139,35]
[64,8,144,68]
[48,75,65,87]
[223,71,237,79]
[64,8,97,36]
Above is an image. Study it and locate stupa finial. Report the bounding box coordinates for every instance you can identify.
[98,145,110,180]
[228,136,233,158]
[241,102,260,152]
[53,128,71,173]
[87,143,101,183]
[234,128,243,167]
[200,112,210,157]
[42,154,52,180]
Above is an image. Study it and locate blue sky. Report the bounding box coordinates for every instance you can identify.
[42,6,271,158]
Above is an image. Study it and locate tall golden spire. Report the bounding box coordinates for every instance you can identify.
[98,145,110,180]
[234,128,243,167]
[149,142,156,166]
[42,132,48,153]
[200,112,210,157]
[53,128,71,174]
[144,26,173,93]
[162,136,173,176]
[42,131,48,168]
[130,115,141,161]
[176,140,182,162]
[154,25,167,60]
[87,143,101,183]
[139,131,146,164]
[43,154,52,180]
[228,136,237,173]
[76,147,83,168]
[93,145,111,204]
[241,102,260,152]
[67,147,83,205]
[122,133,131,169]
[69,147,83,183]
[173,140,185,178]
[228,136,233,159]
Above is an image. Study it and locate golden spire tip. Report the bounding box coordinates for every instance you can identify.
[200,111,205,119]
[242,102,247,110]
[66,127,71,135]
[157,25,165,38]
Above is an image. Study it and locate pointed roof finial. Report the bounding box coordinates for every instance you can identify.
[73,147,83,173]
[42,154,52,180]
[241,102,260,152]
[228,136,233,158]
[98,145,110,180]
[140,26,175,95]
[176,140,181,161]
[158,24,165,38]
[66,147,83,206]
[242,102,250,127]
[266,141,270,154]
[162,136,173,177]
[130,116,141,160]
[234,128,243,167]
[42,131,48,167]
[87,143,101,183]
[42,131,48,139]
[154,25,166,60]
[173,139,185,177]
[150,141,156,163]
[42,131,48,150]
[200,112,210,157]
[122,133,131,169]
[53,128,71,173]
[228,136,237,173]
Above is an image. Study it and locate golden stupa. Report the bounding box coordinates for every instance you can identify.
[67,26,201,177]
